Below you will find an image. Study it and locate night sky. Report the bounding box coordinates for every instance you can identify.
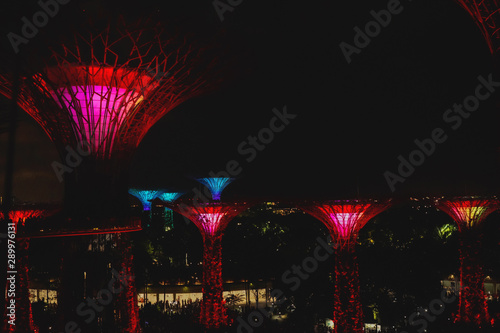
[0,0,499,203]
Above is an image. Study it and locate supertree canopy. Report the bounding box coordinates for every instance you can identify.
[157,192,184,230]
[128,189,164,212]
[300,200,390,250]
[0,17,222,221]
[2,209,55,333]
[435,197,499,231]
[454,0,500,55]
[299,199,391,333]
[196,177,234,201]
[158,192,184,204]
[163,199,252,329]
[435,196,500,327]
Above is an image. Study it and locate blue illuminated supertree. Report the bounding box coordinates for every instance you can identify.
[196,177,234,201]
[158,192,184,230]
[128,189,164,212]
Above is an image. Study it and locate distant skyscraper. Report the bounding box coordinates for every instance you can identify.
[454,0,500,55]
[157,192,184,230]
[128,189,164,212]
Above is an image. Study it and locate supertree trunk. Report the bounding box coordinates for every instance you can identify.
[457,231,490,326]
[3,238,38,333]
[56,239,84,332]
[333,246,363,333]
[201,235,228,329]
[115,234,140,333]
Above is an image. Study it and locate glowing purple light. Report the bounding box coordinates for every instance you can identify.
[199,213,224,235]
[328,212,364,238]
[51,85,143,157]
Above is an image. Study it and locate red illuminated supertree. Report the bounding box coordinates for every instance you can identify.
[299,199,391,333]
[0,17,225,332]
[163,200,252,330]
[0,17,221,224]
[2,208,56,333]
[435,196,500,327]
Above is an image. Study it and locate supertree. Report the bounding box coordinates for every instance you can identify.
[0,17,224,332]
[128,189,164,213]
[197,177,234,201]
[2,208,56,333]
[435,196,500,327]
[157,192,184,230]
[163,199,252,329]
[298,199,391,333]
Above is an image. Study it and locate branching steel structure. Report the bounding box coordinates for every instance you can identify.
[299,199,390,333]
[128,189,164,212]
[455,0,500,55]
[197,177,234,201]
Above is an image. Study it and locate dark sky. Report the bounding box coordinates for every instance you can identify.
[1,0,499,203]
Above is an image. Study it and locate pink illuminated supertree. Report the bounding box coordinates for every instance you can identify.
[163,200,252,330]
[299,199,391,333]
[2,208,56,333]
[435,196,500,327]
[0,17,225,332]
[0,17,222,223]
